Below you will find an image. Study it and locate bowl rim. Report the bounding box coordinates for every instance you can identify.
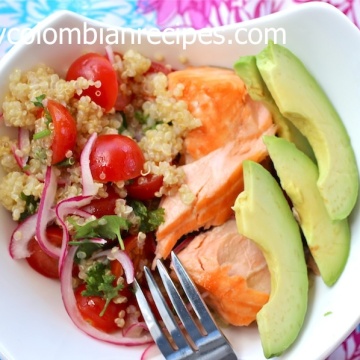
[0,2,359,360]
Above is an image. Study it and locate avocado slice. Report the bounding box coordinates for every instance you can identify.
[233,55,315,162]
[233,160,308,358]
[264,135,350,286]
[256,41,358,220]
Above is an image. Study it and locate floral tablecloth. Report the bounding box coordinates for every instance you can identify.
[0,0,359,359]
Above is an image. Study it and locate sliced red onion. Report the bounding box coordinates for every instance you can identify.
[122,322,148,338]
[91,247,134,285]
[141,343,158,360]
[105,45,115,65]
[60,245,153,346]
[11,127,30,169]
[9,211,54,259]
[11,144,25,169]
[18,128,30,165]
[56,195,94,220]
[56,195,94,273]
[36,166,59,258]
[86,238,107,245]
[80,133,98,196]
[109,248,135,284]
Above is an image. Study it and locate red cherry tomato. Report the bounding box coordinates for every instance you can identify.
[89,134,145,183]
[126,174,163,200]
[81,186,119,217]
[74,284,124,333]
[47,100,77,165]
[66,53,118,112]
[146,61,173,75]
[114,91,132,112]
[26,225,63,279]
[103,51,131,111]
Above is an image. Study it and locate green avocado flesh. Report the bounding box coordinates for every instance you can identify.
[233,160,308,358]
[255,41,358,220]
[233,55,315,162]
[264,135,350,286]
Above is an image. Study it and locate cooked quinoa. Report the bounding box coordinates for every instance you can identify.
[0,49,200,221]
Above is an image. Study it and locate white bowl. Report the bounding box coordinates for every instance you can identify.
[0,3,359,360]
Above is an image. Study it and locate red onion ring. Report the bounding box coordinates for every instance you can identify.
[110,248,135,284]
[60,245,153,346]
[11,128,30,170]
[80,133,98,196]
[122,322,148,338]
[92,247,135,284]
[55,195,94,273]
[9,211,54,259]
[141,343,158,360]
[105,45,115,65]
[36,166,59,258]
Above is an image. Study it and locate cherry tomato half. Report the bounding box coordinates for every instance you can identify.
[75,284,122,333]
[66,53,118,112]
[81,186,119,217]
[47,100,77,165]
[126,174,163,200]
[111,234,156,281]
[89,134,145,183]
[26,225,63,279]
[75,284,137,334]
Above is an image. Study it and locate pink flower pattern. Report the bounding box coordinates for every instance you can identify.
[137,0,360,29]
[294,0,360,27]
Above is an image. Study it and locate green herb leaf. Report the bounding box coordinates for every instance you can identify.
[118,111,128,133]
[32,94,46,108]
[134,110,149,125]
[55,156,75,167]
[130,200,165,233]
[44,109,52,124]
[33,128,51,140]
[19,192,39,221]
[81,261,124,316]
[72,215,129,250]
[70,241,103,263]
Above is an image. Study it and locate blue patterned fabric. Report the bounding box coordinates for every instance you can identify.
[0,0,156,54]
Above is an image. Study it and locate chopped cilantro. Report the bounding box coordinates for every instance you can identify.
[72,215,129,250]
[130,200,165,233]
[82,261,123,316]
[33,128,51,140]
[32,94,52,125]
[44,109,52,124]
[70,241,103,263]
[55,156,75,167]
[32,94,46,108]
[134,110,149,125]
[19,192,39,221]
[118,112,128,134]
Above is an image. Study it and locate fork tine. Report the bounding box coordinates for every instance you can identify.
[171,252,218,335]
[156,259,203,344]
[135,254,237,360]
[171,252,238,360]
[144,267,194,355]
[133,278,174,358]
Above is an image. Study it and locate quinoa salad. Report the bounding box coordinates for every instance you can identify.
[0,47,201,345]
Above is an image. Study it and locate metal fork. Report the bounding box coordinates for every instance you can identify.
[134,251,238,360]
